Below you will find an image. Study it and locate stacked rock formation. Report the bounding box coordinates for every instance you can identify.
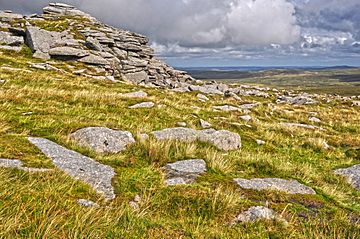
[0,3,195,88]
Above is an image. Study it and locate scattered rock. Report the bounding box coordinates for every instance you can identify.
[200,119,211,129]
[213,105,241,112]
[334,164,360,190]
[256,139,266,145]
[129,102,155,109]
[0,158,52,173]
[119,91,148,98]
[280,123,324,130]
[239,103,259,109]
[152,127,241,151]
[232,206,279,223]
[163,159,207,185]
[234,178,316,194]
[129,194,141,210]
[70,127,135,154]
[197,93,209,102]
[240,115,252,122]
[78,199,100,208]
[351,101,360,107]
[28,137,116,199]
[309,117,321,123]
[176,122,187,127]
[277,94,318,105]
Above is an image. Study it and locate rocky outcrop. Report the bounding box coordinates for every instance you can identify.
[152,127,241,151]
[70,127,136,154]
[0,3,195,88]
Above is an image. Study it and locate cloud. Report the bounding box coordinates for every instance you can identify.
[0,0,359,65]
[0,0,300,47]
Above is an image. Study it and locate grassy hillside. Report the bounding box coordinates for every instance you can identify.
[189,68,360,96]
[0,47,359,238]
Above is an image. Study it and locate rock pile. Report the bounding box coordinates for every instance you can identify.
[0,3,195,88]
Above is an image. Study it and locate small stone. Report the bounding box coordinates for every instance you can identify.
[240,115,252,122]
[309,117,321,123]
[138,133,149,141]
[213,105,241,112]
[129,102,155,109]
[197,93,209,102]
[200,119,211,129]
[256,139,266,145]
[232,206,278,223]
[78,199,100,208]
[176,122,187,127]
[119,91,148,98]
[239,103,259,109]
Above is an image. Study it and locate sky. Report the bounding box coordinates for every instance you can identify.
[0,0,359,67]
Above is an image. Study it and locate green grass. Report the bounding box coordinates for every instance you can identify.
[0,48,359,238]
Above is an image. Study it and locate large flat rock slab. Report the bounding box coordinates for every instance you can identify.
[334,164,360,190]
[152,127,241,151]
[70,127,135,154]
[163,159,207,186]
[28,137,115,199]
[234,178,316,195]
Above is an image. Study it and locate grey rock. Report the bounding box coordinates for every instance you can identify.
[280,122,324,130]
[0,11,23,20]
[233,206,277,223]
[119,91,148,98]
[309,117,321,123]
[278,95,318,105]
[239,103,259,109]
[0,32,24,46]
[0,45,22,52]
[240,115,252,122]
[163,159,207,185]
[334,164,360,190]
[85,37,102,51]
[70,127,135,154]
[28,137,116,199]
[123,71,149,84]
[25,26,59,58]
[129,102,155,109]
[79,54,108,65]
[78,199,100,208]
[197,93,209,102]
[189,85,223,95]
[352,101,360,107]
[152,127,241,151]
[200,119,211,129]
[0,158,52,173]
[256,139,266,145]
[176,122,187,127]
[49,47,89,59]
[234,178,316,194]
[213,105,241,112]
